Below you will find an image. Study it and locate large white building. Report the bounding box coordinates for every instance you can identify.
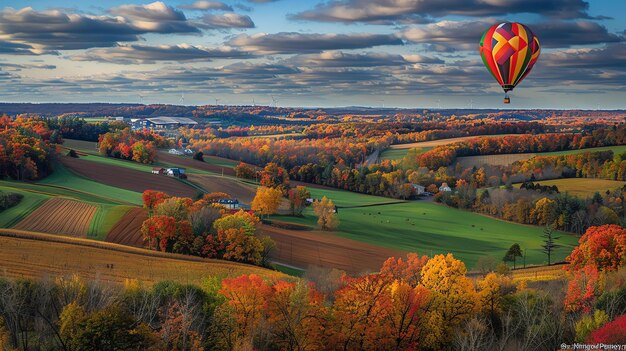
[132,116,198,130]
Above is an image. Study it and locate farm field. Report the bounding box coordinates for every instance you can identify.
[258,224,404,274]
[105,207,149,247]
[272,200,579,268]
[456,144,626,168]
[0,230,284,285]
[0,186,48,228]
[509,264,567,283]
[187,174,257,204]
[389,134,517,150]
[60,156,199,198]
[379,147,431,161]
[88,205,133,241]
[515,178,626,198]
[37,162,143,205]
[157,149,240,173]
[13,198,98,238]
[308,186,404,207]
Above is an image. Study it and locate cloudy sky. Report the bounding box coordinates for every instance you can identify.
[0,0,624,109]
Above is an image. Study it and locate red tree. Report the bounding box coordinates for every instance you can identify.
[588,314,626,344]
[567,224,626,272]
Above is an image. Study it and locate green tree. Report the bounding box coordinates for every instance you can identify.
[60,304,159,351]
[504,243,523,269]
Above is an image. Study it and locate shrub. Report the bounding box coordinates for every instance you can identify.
[0,192,23,212]
[67,149,79,158]
[193,151,204,161]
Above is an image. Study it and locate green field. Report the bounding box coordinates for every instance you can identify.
[308,187,404,207]
[272,199,579,268]
[538,145,626,157]
[515,178,626,198]
[379,147,431,161]
[0,186,49,227]
[88,205,134,240]
[38,163,143,205]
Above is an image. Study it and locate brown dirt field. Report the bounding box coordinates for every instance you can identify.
[390,134,518,149]
[13,198,97,238]
[455,153,536,168]
[258,224,405,274]
[61,156,198,198]
[0,229,285,285]
[105,207,148,247]
[188,174,257,204]
[158,151,237,176]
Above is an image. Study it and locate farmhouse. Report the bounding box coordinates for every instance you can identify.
[411,184,426,195]
[151,167,165,175]
[439,183,452,192]
[218,198,240,210]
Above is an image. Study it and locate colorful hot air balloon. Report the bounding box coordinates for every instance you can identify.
[479,22,540,104]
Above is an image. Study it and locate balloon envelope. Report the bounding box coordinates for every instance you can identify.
[479,22,540,93]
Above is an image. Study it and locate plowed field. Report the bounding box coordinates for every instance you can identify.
[105,207,148,247]
[61,156,197,198]
[258,224,404,274]
[13,198,97,237]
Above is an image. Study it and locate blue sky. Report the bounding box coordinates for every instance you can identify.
[0,0,624,109]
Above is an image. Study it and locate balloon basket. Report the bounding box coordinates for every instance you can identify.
[503,94,510,104]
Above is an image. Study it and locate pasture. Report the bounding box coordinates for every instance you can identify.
[307,186,404,207]
[272,199,579,268]
[0,230,285,285]
[515,178,626,198]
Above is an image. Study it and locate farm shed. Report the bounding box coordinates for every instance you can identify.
[152,167,165,175]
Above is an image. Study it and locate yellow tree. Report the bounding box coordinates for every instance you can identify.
[251,186,283,218]
[312,196,339,231]
[477,272,514,319]
[420,253,477,348]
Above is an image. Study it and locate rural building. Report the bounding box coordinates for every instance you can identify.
[165,168,186,177]
[439,183,452,192]
[145,117,198,129]
[218,199,240,210]
[152,167,165,175]
[411,184,426,195]
[168,148,184,155]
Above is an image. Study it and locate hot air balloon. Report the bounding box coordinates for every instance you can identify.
[479,22,540,104]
